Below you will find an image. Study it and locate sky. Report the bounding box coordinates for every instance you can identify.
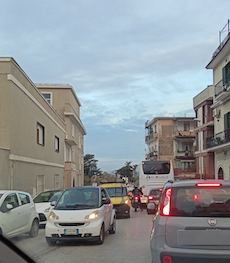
[1,1,230,172]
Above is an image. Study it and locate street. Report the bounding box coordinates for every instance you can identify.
[11,209,153,263]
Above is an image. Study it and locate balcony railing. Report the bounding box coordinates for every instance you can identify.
[146,151,158,159]
[175,150,195,159]
[145,132,158,142]
[206,128,230,148]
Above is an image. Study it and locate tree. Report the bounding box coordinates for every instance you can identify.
[84,154,102,178]
[116,161,137,181]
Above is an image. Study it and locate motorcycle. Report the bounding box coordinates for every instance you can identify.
[132,195,142,212]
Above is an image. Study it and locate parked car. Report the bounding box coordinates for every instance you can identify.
[0,190,39,238]
[146,187,162,214]
[45,186,116,245]
[99,181,130,218]
[33,190,63,225]
[150,180,230,263]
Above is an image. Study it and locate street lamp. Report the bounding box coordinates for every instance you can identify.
[194,118,202,179]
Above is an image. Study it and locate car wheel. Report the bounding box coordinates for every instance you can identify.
[96,224,105,245]
[46,237,56,246]
[109,217,116,234]
[29,219,39,237]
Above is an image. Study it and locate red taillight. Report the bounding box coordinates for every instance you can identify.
[148,195,153,200]
[196,183,221,187]
[162,255,172,263]
[159,188,163,192]
[193,194,199,201]
[139,195,142,197]
[134,196,139,200]
[161,188,172,216]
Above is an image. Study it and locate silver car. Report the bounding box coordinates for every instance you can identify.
[150,180,230,263]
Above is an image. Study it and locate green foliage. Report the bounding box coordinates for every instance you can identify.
[116,161,137,181]
[84,154,102,178]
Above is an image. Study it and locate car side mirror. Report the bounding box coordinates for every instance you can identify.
[6,204,13,210]
[102,198,110,205]
[50,201,56,206]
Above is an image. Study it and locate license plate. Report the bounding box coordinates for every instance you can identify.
[64,229,79,235]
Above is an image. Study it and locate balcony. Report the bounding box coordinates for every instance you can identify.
[146,151,158,159]
[175,130,195,137]
[145,132,158,143]
[175,150,195,160]
[214,79,230,102]
[206,128,230,149]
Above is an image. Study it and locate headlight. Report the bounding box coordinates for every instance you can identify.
[121,199,129,205]
[44,207,50,212]
[85,210,99,219]
[49,212,59,220]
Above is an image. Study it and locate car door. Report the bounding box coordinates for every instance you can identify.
[0,193,22,237]
[17,192,33,232]
[101,189,110,231]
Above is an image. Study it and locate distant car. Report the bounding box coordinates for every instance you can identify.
[150,180,230,263]
[45,186,116,245]
[0,190,39,238]
[33,190,63,225]
[146,188,162,214]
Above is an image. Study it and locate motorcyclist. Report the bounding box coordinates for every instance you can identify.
[132,186,143,196]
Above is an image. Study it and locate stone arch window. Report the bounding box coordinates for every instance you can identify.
[218,167,224,180]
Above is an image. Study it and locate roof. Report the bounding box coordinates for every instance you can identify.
[99,182,126,188]
[165,180,230,188]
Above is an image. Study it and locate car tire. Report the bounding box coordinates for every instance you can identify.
[109,217,116,234]
[46,237,57,246]
[28,219,39,237]
[96,224,105,245]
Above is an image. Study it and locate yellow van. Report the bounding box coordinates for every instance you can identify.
[99,181,130,218]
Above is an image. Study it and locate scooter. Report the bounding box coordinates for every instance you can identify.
[132,195,142,212]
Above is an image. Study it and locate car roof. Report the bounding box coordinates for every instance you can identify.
[99,183,126,188]
[0,190,30,195]
[66,186,101,191]
[165,179,230,188]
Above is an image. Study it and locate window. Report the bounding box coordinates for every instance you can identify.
[55,136,59,152]
[36,175,45,194]
[224,112,230,130]
[65,145,71,162]
[203,105,207,124]
[222,61,230,87]
[0,193,19,213]
[54,174,60,190]
[37,123,45,146]
[72,124,75,137]
[184,122,190,131]
[218,167,224,180]
[18,193,30,205]
[42,92,52,104]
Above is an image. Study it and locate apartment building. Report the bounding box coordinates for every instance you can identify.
[36,84,86,188]
[205,20,230,180]
[0,58,86,196]
[0,58,66,196]
[145,117,196,178]
[193,85,215,179]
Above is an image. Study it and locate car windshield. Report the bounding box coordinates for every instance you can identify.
[33,191,63,203]
[171,186,230,217]
[105,187,127,197]
[55,188,99,210]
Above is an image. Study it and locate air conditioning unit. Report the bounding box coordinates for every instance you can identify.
[212,109,221,118]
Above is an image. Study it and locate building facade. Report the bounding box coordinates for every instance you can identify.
[36,84,86,188]
[145,117,196,178]
[205,20,230,180]
[0,58,86,196]
[193,85,215,179]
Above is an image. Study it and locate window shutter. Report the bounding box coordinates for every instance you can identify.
[224,113,228,130]
[223,66,227,85]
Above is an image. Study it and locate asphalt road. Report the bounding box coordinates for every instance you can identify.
[11,209,153,263]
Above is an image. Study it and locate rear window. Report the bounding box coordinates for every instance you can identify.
[142,161,170,174]
[149,189,161,199]
[170,186,230,217]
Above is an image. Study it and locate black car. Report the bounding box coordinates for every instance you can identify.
[146,188,162,214]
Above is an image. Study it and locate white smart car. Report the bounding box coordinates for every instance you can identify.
[0,190,39,238]
[45,186,116,245]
